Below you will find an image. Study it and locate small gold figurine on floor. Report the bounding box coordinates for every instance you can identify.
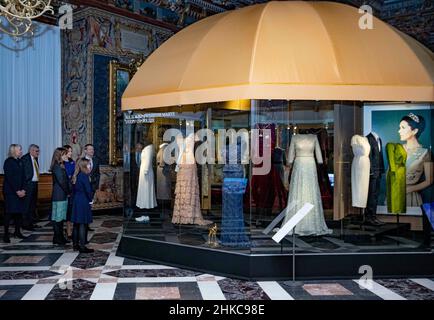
[208,224,218,247]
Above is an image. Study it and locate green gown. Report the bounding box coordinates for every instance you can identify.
[386,143,407,214]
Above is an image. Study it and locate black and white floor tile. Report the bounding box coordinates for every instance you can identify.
[0,215,433,300]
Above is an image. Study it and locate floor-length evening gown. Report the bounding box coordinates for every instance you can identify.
[172,133,211,225]
[282,134,332,236]
[351,135,371,208]
[136,144,157,209]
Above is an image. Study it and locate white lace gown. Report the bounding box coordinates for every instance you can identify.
[136,144,158,209]
[351,135,371,208]
[282,134,332,236]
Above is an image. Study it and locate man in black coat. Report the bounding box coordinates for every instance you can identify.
[83,144,100,232]
[21,144,41,230]
[365,132,386,226]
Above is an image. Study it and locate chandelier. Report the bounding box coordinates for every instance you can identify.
[0,0,54,38]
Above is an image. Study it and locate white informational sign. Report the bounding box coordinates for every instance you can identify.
[272,203,314,243]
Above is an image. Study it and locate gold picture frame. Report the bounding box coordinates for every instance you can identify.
[109,60,134,166]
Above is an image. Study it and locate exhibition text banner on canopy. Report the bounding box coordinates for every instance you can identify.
[124,112,177,124]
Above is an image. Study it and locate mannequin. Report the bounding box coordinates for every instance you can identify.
[386,143,407,214]
[172,133,211,225]
[222,139,246,179]
[282,134,332,236]
[250,123,287,214]
[351,135,371,208]
[156,143,171,201]
[365,131,385,226]
[220,140,250,247]
[273,146,286,186]
[136,141,157,209]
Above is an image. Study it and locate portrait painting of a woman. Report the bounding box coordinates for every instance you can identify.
[398,113,433,207]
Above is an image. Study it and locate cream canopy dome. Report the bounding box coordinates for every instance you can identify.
[122,1,434,110]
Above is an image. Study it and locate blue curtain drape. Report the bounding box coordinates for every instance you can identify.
[0,22,62,173]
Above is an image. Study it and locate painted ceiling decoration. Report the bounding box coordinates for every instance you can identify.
[110,0,427,24]
[107,0,434,52]
[33,0,433,51]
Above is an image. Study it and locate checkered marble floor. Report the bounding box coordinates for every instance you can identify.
[0,215,433,300]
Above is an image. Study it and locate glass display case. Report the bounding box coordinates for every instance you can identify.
[119,100,434,279]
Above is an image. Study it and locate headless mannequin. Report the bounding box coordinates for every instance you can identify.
[365,131,385,226]
[136,140,157,209]
[156,142,172,201]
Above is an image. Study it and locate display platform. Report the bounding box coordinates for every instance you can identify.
[117,208,434,280]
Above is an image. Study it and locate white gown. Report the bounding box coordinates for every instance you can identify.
[136,144,158,209]
[351,135,371,208]
[282,134,332,236]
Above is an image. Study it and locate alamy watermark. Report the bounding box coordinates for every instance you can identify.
[359,5,374,30]
[58,265,74,290]
[158,125,272,176]
[58,4,73,30]
[358,265,374,290]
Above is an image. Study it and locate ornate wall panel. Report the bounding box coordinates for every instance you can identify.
[62,7,173,209]
[382,0,434,52]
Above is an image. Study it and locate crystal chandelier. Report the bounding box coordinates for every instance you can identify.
[0,0,54,38]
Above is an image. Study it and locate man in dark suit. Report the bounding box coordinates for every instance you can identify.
[83,144,100,232]
[83,144,100,197]
[21,144,41,230]
[365,132,386,226]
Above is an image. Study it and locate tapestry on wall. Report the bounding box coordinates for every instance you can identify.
[93,165,124,210]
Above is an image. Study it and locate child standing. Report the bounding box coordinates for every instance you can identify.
[71,159,94,253]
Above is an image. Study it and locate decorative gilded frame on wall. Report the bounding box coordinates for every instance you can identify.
[109,60,134,166]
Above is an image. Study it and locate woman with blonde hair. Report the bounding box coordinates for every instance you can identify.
[71,158,94,253]
[2,144,27,243]
[50,147,71,245]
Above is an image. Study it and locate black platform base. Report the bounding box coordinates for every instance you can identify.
[118,236,434,281]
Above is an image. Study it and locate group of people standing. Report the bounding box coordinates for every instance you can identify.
[2,144,41,241]
[2,143,100,254]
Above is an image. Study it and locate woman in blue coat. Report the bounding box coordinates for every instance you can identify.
[2,144,27,243]
[71,159,94,253]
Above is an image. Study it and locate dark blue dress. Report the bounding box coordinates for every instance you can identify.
[71,172,93,224]
[64,160,75,221]
[220,142,250,247]
[64,160,75,180]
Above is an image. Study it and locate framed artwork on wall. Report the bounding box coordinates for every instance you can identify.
[363,103,433,216]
